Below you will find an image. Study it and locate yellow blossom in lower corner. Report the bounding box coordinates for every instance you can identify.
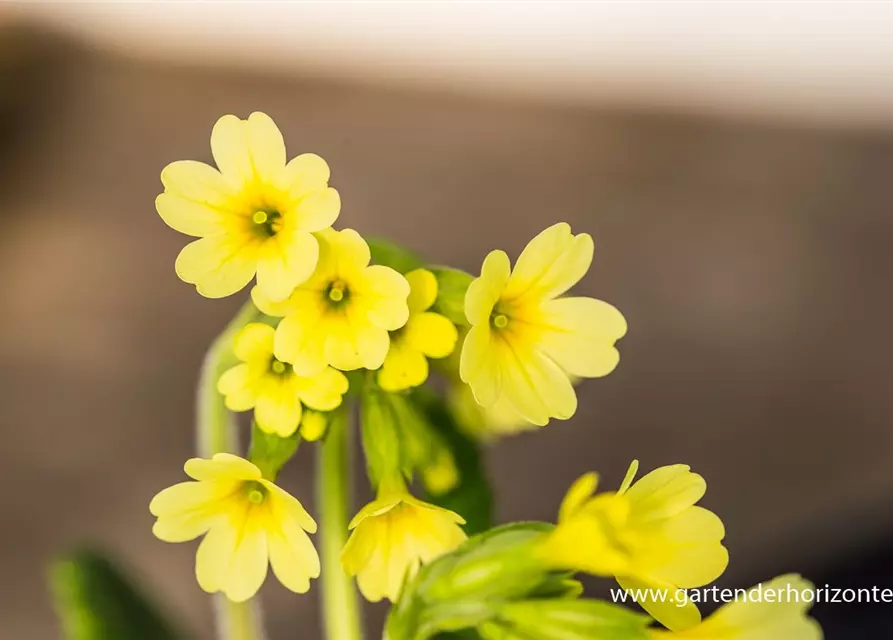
[252,228,410,375]
[156,112,340,300]
[217,323,349,437]
[149,453,320,602]
[540,461,729,631]
[652,575,823,640]
[341,475,467,603]
[459,223,627,426]
[378,268,458,392]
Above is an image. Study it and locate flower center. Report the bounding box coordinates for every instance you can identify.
[243,481,267,505]
[492,313,509,329]
[251,209,282,237]
[325,280,349,306]
[270,359,288,375]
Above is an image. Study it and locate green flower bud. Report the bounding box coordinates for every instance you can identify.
[246,421,300,480]
[360,384,404,486]
[429,267,474,327]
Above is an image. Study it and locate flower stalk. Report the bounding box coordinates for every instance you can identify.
[318,406,364,640]
[197,300,266,640]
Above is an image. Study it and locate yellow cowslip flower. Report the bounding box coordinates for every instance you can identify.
[378,268,458,391]
[459,222,627,426]
[149,453,319,602]
[156,112,340,300]
[448,380,536,440]
[540,461,729,631]
[652,575,822,639]
[341,475,466,603]
[217,323,349,437]
[252,228,410,375]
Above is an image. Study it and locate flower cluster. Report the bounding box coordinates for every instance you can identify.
[148,113,821,640]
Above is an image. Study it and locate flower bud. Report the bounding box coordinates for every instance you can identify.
[429,267,474,327]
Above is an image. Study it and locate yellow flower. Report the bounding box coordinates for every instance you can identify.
[341,475,466,602]
[459,223,626,426]
[448,379,536,439]
[156,112,340,300]
[149,453,319,602]
[541,461,729,631]
[252,228,410,375]
[217,323,349,437]
[652,575,823,639]
[378,268,458,391]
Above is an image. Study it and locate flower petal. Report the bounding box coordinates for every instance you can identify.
[269,522,319,594]
[175,233,259,299]
[295,367,349,411]
[503,223,593,303]
[558,472,599,522]
[255,230,319,302]
[293,187,341,232]
[459,324,502,406]
[465,250,510,325]
[276,153,331,197]
[273,304,329,376]
[254,378,303,437]
[196,520,239,594]
[266,481,318,533]
[405,312,458,359]
[405,268,438,313]
[185,454,263,482]
[218,363,264,411]
[536,297,627,378]
[624,466,706,523]
[222,515,269,602]
[233,323,275,362]
[499,336,577,426]
[211,112,286,188]
[361,265,410,331]
[378,340,428,392]
[616,574,702,632]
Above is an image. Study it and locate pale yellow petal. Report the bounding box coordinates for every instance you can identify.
[233,323,275,362]
[328,228,371,275]
[458,324,501,406]
[265,481,318,534]
[156,192,236,240]
[405,312,458,359]
[465,250,510,325]
[273,308,329,376]
[184,453,262,482]
[175,233,259,299]
[293,187,341,232]
[639,540,729,589]
[160,160,235,205]
[254,379,303,437]
[217,364,258,411]
[557,472,599,522]
[625,466,706,523]
[255,231,319,302]
[503,223,593,303]
[150,481,228,517]
[222,516,269,602]
[536,296,627,378]
[295,367,348,411]
[617,575,701,632]
[405,268,438,313]
[499,338,577,426]
[618,460,640,495]
[378,340,428,392]
[196,521,239,594]
[276,153,331,197]
[361,265,411,330]
[268,523,319,594]
[211,112,285,187]
[152,511,218,543]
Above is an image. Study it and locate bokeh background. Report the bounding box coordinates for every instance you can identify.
[2,2,893,638]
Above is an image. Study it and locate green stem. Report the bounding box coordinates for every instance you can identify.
[197,300,266,640]
[318,407,364,640]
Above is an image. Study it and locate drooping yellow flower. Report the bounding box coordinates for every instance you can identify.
[541,461,729,631]
[341,475,466,602]
[252,228,410,375]
[459,223,627,426]
[378,268,458,391]
[217,323,349,437]
[149,453,319,602]
[652,575,823,639]
[156,112,340,300]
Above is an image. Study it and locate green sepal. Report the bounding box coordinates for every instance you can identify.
[428,267,474,327]
[482,599,652,640]
[50,549,186,640]
[367,237,425,274]
[359,382,404,486]
[412,387,493,534]
[247,421,301,480]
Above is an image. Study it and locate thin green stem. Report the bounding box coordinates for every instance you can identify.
[318,407,364,640]
[197,300,266,640]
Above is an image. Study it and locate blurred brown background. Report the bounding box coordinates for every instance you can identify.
[2,4,893,639]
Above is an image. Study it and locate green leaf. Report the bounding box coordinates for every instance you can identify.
[247,421,301,480]
[412,387,493,534]
[50,549,186,640]
[367,237,425,273]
